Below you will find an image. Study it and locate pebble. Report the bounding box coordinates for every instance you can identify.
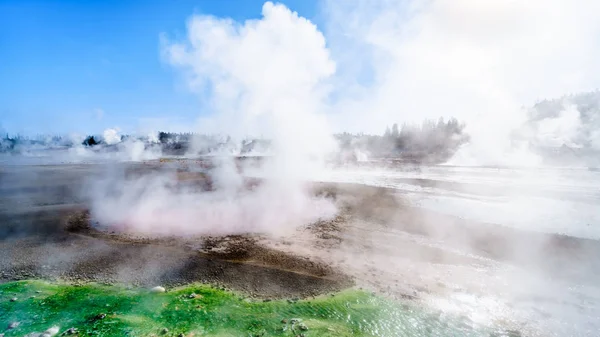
[297,323,309,331]
[94,313,106,320]
[151,286,166,293]
[281,319,288,324]
[63,327,78,335]
[8,321,20,329]
[161,328,169,334]
[10,297,17,302]
[41,326,60,337]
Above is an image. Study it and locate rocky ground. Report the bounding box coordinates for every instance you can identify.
[0,209,352,299]
[0,163,350,299]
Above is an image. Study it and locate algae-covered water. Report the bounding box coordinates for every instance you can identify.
[0,281,518,337]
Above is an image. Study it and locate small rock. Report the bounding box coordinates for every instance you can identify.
[297,323,309,331]
[188,293,197,299]
[10,297,17,302]
[151,286,166,293]
[8,321,20,329]
[281,319,288,324]
[63,327,78,335]
[161,328,169,334]
[94,313,106,320]
[290,318,300,324]
[42,326,60,337]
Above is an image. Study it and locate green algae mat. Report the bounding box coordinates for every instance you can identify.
[1,281,518,337]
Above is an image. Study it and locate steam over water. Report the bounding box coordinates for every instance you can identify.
[320,164,600,336]
[321,165,600,239]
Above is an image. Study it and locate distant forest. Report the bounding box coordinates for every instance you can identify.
[335,117,469,163]
[4,91,600,165]
[0,118,468,164]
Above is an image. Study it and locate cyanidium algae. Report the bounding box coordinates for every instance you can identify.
[1,281,519,336]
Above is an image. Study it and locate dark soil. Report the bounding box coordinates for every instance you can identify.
[0,164,352,298]
[0,209,351,298]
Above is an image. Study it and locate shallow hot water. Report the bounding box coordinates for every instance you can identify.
[318,165,600,336]
[0,281,519,336]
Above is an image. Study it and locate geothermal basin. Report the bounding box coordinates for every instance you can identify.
[1,158,599,336]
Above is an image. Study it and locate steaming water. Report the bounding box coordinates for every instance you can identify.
[320,164,600,336]
[0,281,523,337]
[321,165,600,239]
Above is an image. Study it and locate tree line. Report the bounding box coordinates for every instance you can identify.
[335,117,469,163]
[3,119,470,164]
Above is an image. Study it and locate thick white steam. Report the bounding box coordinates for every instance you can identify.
[87,0,600,235]
[163,1,337,162]
[89,2,340,236]
[102,128,122,145]
[90,165,336,236]
[323,0,600,165]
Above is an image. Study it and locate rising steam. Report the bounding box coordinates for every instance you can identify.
[323,0,600,166]
[78,0,600,236]
[87,2,341,236]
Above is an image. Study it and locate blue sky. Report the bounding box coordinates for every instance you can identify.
[0,0,320,136]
